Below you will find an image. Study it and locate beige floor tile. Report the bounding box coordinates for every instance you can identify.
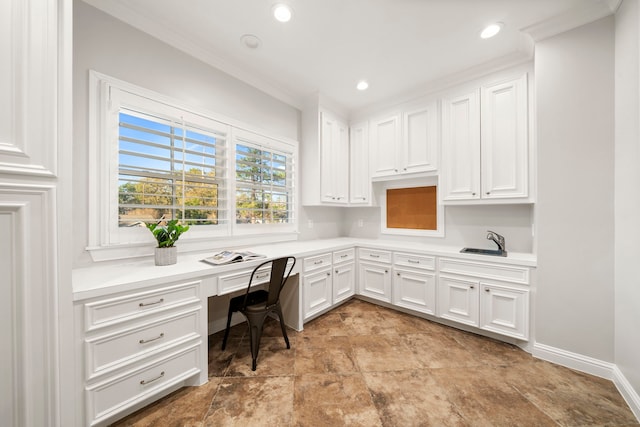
[295,336,358,374]
[226,336,296,377]
[402,332,482,369]
[299,312,348,337]
[204,376,293,426]
[294,373,382,427]
[349,334,423,372]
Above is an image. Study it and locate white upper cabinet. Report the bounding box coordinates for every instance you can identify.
[370,114,401,178]
[301,103,350,206]
[441,73,530,203]
[320,111,349,204]
[370,102,438,179]
[441,90,481,200]
[349,121,370,204]
[481,75,528,199]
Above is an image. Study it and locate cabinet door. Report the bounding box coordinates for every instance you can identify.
[320,113,349,204]
[441,90,481,200]
[303,269,333,319]
[349,122,370,204]
[403,102,438,174]
[393,268,436,315]
[370,114,400,178]
[333,262,355,304]
[358,261,392,302]
[480,282,529,340]
[437,275,479,326]
[481,74,528,199]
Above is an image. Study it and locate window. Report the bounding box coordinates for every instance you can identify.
[234,129,295,228]
[118,110,227,228]
[88,72,298,261]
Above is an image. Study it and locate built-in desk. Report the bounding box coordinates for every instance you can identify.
[72,237,536,426]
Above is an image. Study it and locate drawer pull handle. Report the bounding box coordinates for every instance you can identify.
[139,298,164,308]
[140,371,165,385]
[408,259,420,264]
[314,260,324,265]
[139,333,165,344]
[256,273,269,279]
[470,285,475,289]
[369,254,380,258]
[485,288,490,292]
[340,254,348,258]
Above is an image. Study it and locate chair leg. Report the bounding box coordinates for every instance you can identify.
[221,305,234,351]
[275,305,290,349]
[246,312,267,371]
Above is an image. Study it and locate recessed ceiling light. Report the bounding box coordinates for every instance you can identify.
[480,23,503,39]
[356,80,369,91]
[272,4,293,22]
[240,34,261,50]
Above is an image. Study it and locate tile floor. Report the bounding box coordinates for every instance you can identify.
[112,299,639,426]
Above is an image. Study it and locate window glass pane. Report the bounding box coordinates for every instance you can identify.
[118,111,226,227]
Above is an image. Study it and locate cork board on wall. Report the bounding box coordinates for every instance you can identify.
[386,186,437,230]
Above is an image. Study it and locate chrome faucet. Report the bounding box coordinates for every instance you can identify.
[486,230,506,252]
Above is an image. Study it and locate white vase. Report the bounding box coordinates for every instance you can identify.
[154,246,177,266]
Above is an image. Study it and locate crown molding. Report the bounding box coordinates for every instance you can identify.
[521,0,620,42]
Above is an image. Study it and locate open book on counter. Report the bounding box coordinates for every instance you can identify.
[202,250,266,265]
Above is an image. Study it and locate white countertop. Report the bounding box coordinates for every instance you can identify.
[72,237,536,301]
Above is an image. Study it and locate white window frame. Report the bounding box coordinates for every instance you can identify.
[87,71,298,262]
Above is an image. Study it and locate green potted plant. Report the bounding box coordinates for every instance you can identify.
[146,218,190,265]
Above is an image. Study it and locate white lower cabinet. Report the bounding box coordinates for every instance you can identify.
[480,282,529,340]
[438,257,530,341]
[358,248,392,303]
[392,252,436,315]
[303,249,356,320]
[77,280,205,426]
[437,275,480,327]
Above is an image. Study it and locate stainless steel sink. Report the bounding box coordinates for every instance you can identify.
[460,247,507,257]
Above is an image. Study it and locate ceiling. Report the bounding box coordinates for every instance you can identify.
[82,0,619,114]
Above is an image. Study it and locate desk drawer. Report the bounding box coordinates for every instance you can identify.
[86,345,200,426]
[218,267,271,295]
[303,253,332,272]
[86,308,200,379]
[394,252,435,270]
[333,248,355,264]
[439,258,530,284]
[358,248,392,263]
[84,281,200,332]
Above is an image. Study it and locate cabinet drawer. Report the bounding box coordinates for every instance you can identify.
[303,253,332,272]
[333,248,355,264]
[86,309,200,379]
[86,344,200,426]
[358,248,392,263]
[84,281,200,332]
[218,267,271,296]
[394,252,435,270]
[439,258,529,284]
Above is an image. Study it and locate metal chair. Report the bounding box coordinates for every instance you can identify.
[221,256,296,370]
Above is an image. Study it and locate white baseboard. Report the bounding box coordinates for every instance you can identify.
[533,342,640,422]
[613,365,640,421]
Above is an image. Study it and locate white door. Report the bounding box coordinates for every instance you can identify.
[349,122,370,204]
[370,114,400,178]
[333,262,355,304]
[358,262,392,302]
[393,268,436,315]
[441,90,481,200]
[303,269,333,319]
[403,102,438,174]
[481,74,528,199]
[333,120,350,203]
[480,282,529,340]
[437,276,479,326]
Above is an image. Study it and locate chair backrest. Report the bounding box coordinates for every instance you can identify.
[246,256,296,308]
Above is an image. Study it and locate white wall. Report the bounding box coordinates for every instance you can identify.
[615,0,640,409]
[344,204,534,253]
[73,1,342,267]
[535,17,615,362]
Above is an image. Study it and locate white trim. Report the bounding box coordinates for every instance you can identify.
[532,342,614,379]
[613,365,640,421]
